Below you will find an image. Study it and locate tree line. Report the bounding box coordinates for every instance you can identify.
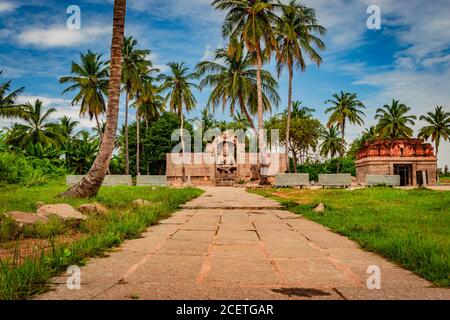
[1,0,449,197]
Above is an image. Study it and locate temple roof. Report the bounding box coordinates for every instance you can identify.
[357,138,435,160]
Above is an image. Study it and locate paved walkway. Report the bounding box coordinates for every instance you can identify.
[38,187,450,300]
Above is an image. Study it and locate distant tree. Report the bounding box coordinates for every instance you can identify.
[59,51,109,134]
[375,100,417,138]
[121,36,152,175]
[196,37,279,132]
[320,125,344,159]
[325,91,365,158]
[0,70,25,119]
[275,1,325,172]
[419,105,450,182]
[5,100,59,148]
[290,101,315,119]
[159,62,199,182]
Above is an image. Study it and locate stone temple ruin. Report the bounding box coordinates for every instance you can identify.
[166,132,287,186]
[356,138,437,186]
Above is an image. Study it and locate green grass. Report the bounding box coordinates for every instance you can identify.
[0,182,202,300]
[250,187,450,287]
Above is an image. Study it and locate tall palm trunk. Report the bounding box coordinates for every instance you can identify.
[238,93,256,133]
[436,142,439,183]
[255,44,268,184]
[285,61,293,173]
[124,91,130,175]
[62,0,126,198]
[136,111,140,176]
[180,108,186,183]
[337,119,345,174]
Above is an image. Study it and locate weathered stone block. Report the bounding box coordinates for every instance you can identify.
[366,175,401,186]
[136,175,168,186]
[274,173,310,187]
[319,174,352,187]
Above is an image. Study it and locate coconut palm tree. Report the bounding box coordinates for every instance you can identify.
[62,0,127,198]
[275,0,326,172]
[0,70,25,118]
[57,116,79,141]
[375,100,417,138]
[419,106,450,182]
[290,100,315,119]
[320,125,343,159]
[132,76,163,175]
[59,51,109,134]
[196,38,280,133]
[121,36,152,175]
[213,0,279,183]
[325,91,365,155]
[5,99,59,147]
[159,62,199,182]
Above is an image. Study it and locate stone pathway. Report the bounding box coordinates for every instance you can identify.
[37,187,450,300]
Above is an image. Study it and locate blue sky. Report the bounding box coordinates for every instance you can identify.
[1,0,449,166]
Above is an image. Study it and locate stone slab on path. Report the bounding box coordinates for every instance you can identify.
[36,187,450,300]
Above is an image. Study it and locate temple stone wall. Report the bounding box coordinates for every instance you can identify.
[166,152,287,186]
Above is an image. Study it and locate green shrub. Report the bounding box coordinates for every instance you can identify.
[0,151,67,186]
[296,156,356,181]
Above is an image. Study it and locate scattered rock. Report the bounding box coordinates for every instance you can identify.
[37,204,87,221]
[132,199,154,207]
[77,203,108,216]
[36,201,45,209]
[6,211,48,227]
[313,203,325,213]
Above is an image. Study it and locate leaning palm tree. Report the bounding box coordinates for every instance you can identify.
[320,125,343,159]
[121,36,152,175]
[159,62,199,182]
[213,0,279,183]
[196,38,280,133]
[375,100,417,138]
[325,91,366,155]
[5,99,59,147]
[62,0,127,198]
[275,0,326,172]
[0,70,25,118]
[419,106,450,182]
[59,50,109,134]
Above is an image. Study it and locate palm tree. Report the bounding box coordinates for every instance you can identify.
[275,0,326,172]
[375,100,417,138]
[59,50,109,134]
[0,70,25,118]
[320,125,343,159]
[290,100,315,119]
[325,91,365,155]
[196,38,280,133]
[121,36,152,175]
[5,100,59,147]
[57,116,79,140]
[213,0,278,183]
[419,106,450,182]
[159,62,199,182]
[62,0,127,198]
[132,76,163,175]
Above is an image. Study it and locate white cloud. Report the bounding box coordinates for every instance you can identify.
[0,1,17,13]
[16,25,111,48]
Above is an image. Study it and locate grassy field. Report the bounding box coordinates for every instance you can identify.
[250,187,450,287]
[0,182,202,300]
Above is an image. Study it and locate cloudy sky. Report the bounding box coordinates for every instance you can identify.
[0,0,449,166]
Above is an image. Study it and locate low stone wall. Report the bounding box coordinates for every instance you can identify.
[136,175,168,187]
[319,174,352,187]
[66,175,133,187]
[366,175,401,186]
[274,173,309,187]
